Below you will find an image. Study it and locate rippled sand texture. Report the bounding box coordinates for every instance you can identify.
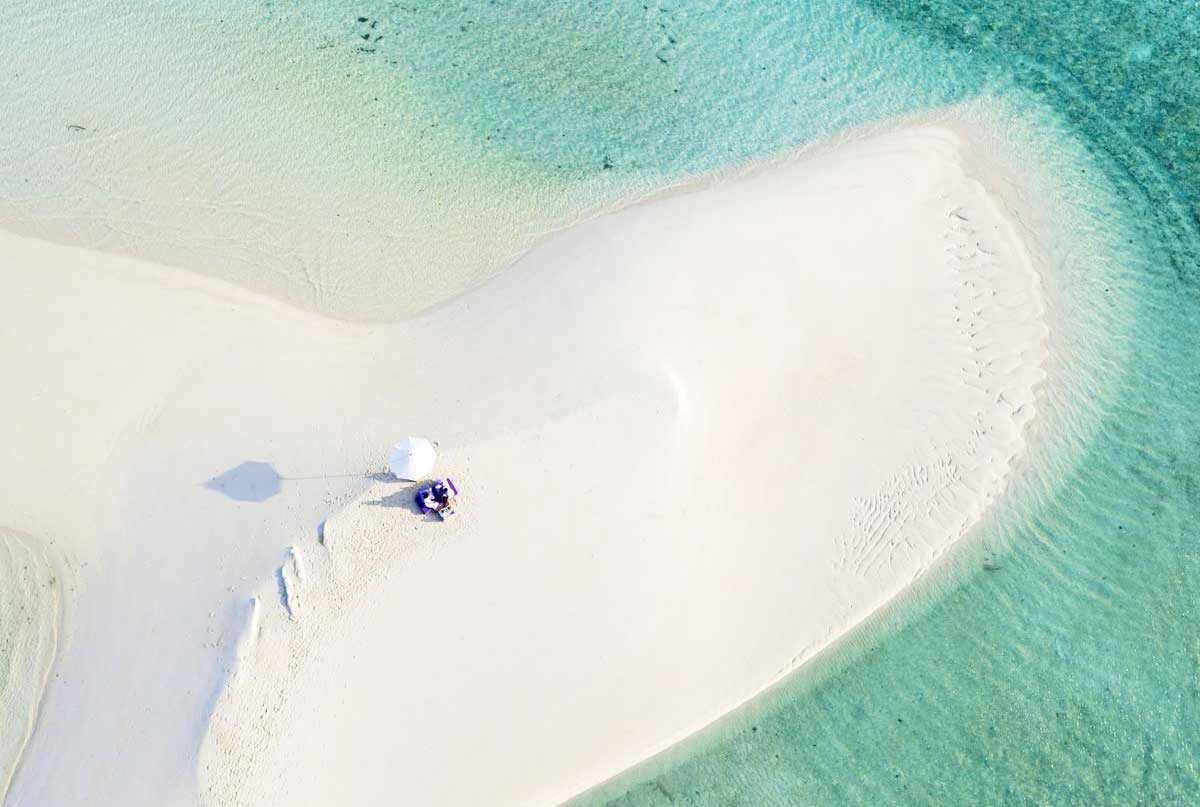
[0,531,58,800]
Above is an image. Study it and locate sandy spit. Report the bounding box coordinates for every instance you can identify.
[2,120,1046,807]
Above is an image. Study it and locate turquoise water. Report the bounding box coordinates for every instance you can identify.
[2,0,1197,802]
[560,2,1200,805]
[333,3,1200,801]
[307,0,979,182]
[0,0,981,318]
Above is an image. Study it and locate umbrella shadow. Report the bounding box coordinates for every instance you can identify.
[203,461,434,520]
[203,461,282,502]
[203,463,394,503]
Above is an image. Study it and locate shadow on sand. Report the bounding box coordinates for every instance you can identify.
[202,461,283,502]
[365,482,442,520]
[203,463,395,503]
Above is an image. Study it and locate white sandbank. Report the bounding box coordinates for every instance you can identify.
[1,121,1046,806]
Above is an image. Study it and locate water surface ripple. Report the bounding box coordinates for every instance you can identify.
[572,1,1200,804]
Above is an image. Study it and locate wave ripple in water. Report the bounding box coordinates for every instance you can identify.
[570,0,1200,804]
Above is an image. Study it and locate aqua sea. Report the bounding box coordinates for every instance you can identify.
[3,0,1198,803]
[555,2,1198,804]
[349,2,1199,803]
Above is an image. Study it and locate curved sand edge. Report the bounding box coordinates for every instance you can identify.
[195,120,1048,807]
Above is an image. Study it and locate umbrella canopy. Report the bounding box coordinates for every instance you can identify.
[388,437,437,480]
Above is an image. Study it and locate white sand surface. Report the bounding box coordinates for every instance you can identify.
[1,121,1047,806]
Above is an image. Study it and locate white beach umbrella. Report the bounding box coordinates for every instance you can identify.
[388,437,437,480]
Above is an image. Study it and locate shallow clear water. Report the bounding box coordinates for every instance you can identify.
[280,2,1199,800]
[1,0,1197,802]
[0,0,981,318]
[567,2,1200,804]
[304,0,978,181]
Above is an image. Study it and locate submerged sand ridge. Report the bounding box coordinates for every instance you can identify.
[0,530,59,802]
[0,122,1047,806]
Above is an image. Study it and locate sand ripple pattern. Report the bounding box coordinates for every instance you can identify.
[0,530,59,801]
[838,199,1046,580]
